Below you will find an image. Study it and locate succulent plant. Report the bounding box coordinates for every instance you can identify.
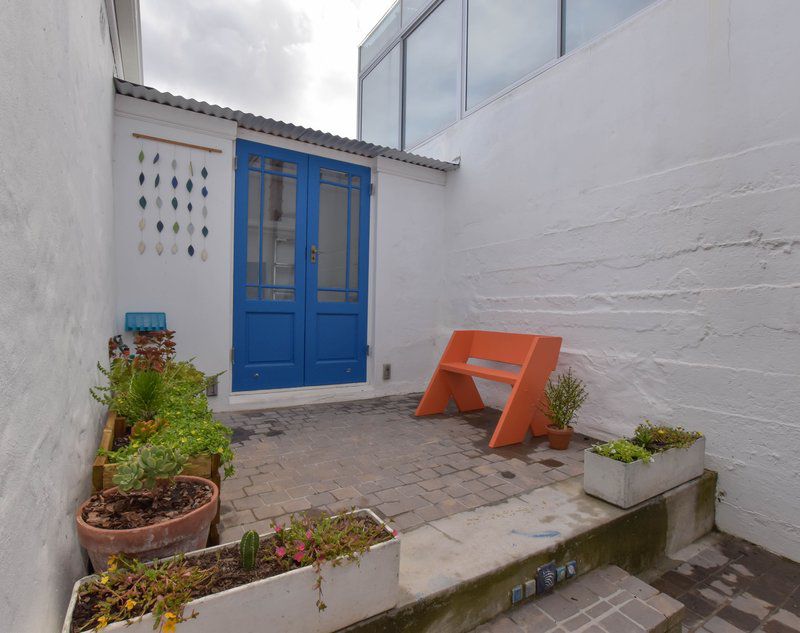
[112,445,187,492]
[239,530,260,571]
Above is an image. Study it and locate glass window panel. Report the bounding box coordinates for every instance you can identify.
[317,183,349,290]
[261,173,297,289]
[264,158,297,175]
[347,292,359,303]
[351,175,361,187]
[360,45,401,148]
[404,0,460,149]
[246,170,262,286]
[320,168,349,185]
[360,2,401,71]
[263,288,295,301]
[248,156,261,169]
[466,0,558,108]
[565,0,655,52]
[246,286,258,300]
[402,0,431,27]
[349,189,360,290]
[318,290,347,303]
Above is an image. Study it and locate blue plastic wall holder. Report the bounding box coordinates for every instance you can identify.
[125,312,167,332]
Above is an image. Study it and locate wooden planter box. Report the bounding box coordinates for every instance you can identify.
[583,437,705,508]
[62,510,400,633]
[92,411,222,545]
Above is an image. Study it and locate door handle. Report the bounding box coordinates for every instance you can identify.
[310,244,318,264]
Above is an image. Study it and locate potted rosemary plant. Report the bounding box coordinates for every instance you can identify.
[541,369,588,450]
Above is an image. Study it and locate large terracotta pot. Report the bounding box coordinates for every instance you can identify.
[547,425,574,450]
[76,475,219,571]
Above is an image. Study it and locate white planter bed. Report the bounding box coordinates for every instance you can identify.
[583,437,705,509]
[62,509,400,633]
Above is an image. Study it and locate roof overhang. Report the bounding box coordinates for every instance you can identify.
[106,0,143,84]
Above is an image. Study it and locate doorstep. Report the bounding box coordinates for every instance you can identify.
[342,472,716,633]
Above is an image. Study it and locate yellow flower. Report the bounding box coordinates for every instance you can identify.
[99,575,109,585]
[96,615,109,630]
[658,429,665,434]
[125,598,137,611]
[163,612,177,633]
[107,558,118,572]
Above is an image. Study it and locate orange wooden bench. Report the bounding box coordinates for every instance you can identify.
[415,330,562,448]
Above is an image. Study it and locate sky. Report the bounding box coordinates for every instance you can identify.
[141,0,395,139]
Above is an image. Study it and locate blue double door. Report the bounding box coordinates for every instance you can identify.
[233,141,370,391]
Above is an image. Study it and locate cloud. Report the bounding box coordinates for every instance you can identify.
[141,0,395,138]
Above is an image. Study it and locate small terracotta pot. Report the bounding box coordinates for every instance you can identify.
[76,475,219,571]
[547,426,574,450]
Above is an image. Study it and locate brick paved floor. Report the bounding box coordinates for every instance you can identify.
[215,393,594,542]
[472,566,684,633]
[641,533,800,633]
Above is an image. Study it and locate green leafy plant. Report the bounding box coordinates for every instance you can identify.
[541,368,588,429]
[267,512,397,611]
[73,554,215,632]
[593,439,653,463]
[632,421,702,452]
[112,446,187,493]
[114,371,166,423]
[239,530,260,571]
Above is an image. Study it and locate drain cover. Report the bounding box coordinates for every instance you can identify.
[499,470,516,479]
[265,429,284,437]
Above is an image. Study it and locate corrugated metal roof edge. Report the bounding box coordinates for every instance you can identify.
[114,79,459,172]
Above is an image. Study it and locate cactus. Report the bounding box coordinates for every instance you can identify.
[239,530,260,571]
[113,445,187,492]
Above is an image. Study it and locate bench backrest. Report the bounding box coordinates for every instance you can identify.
[452,330,559,366]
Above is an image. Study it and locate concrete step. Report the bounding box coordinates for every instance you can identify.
[343,471,715,633]
[471,565,685,633]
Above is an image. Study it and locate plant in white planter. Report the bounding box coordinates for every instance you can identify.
[64,510,400,633]
[584,421,705,508]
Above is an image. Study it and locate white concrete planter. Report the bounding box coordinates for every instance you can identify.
[583,437,705,509]
[62,509,400,633]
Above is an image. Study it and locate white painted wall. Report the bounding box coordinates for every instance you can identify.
[113,101,447,410]
[0,2,117,631]
[415,0,800,560]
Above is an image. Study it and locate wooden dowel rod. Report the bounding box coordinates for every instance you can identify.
[132,132,223,154]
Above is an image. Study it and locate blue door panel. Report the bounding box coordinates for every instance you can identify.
[233,143,369,392]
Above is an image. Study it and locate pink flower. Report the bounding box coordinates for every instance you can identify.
[293,551,305,563]
[274,523,284,533]
[392,529,398,537]
[305,530,313,540]
[275,546,286,558]
[296,542,305,552]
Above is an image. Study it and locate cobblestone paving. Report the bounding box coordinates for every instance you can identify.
[472,565,684,633]
[641,533,800,633]
[215,393,594,542]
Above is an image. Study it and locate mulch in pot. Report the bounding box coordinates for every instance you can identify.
[82,481,213,530]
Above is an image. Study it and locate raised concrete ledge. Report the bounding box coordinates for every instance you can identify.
[344,471,716,633]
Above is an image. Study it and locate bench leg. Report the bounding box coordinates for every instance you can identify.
[416,369,484,415]
[489,383,538,448]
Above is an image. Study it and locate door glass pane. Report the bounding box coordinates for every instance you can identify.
[318,290,347,303]
[317,183,349,290]
[264,158,297,175]
[263,288,295,301]
[349,189,360,290]
[564,0,655,52]
[360,44,401,148]
[360,1,401,71]
[246,286,258,300]
[246,170,262,286]
[320,168,349,185]
[261,173,297,288]
[467,0,558,108]
[402,0,431,27]
[404,0,460,149]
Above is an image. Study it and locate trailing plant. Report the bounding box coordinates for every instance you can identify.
[72,554,216,633]
[239,530,260,571]
[113,446,187,493]
[632,421,702,452]
[541,368,588,429]
[266,512,397,611]
[593,439,653,464]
